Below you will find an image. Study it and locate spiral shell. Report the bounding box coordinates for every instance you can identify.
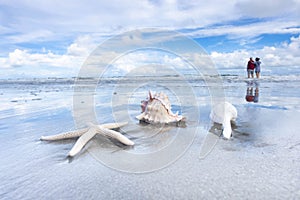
[136,91,184,124]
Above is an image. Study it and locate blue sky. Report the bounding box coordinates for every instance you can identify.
[0,0,300,78]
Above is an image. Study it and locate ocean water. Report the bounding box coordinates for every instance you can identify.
[0,68,299,199]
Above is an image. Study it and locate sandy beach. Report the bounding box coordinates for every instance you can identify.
[1,0,300,199]
[0,72,300,199]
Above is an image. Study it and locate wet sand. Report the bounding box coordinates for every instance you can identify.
[0,76,299,199]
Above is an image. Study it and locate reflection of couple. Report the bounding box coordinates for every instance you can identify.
[247,57,261,78]
[245,81,259,103]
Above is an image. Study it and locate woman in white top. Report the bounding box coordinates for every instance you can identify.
[255,57,261,78]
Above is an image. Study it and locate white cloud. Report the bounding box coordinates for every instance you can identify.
[235,0,300,18]
[187,21,300,40]
[1,0,299,43]
[210,35,300,68]
[0,47,85,78]
[210,50,251,68]
[1,34,299,78]
[0,0,300,78]
[66,35,96,56]
[4,49,81,68]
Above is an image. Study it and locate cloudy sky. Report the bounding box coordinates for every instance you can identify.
[0,0,300,78]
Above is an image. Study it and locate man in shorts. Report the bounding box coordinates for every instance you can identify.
[247,57,255,78]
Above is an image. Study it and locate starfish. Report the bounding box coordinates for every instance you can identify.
[40,122,134,157]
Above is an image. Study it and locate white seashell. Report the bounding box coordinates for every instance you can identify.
[136,91,184,124]
[210,101,237,139]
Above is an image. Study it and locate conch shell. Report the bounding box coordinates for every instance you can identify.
[136,91,184,124]
[209,101,237,139]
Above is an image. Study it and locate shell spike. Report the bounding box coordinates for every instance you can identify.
[149,90,153,100]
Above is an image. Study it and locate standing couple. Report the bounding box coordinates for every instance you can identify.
[247,57,261,78]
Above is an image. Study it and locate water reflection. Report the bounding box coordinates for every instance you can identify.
[245,81,259,103]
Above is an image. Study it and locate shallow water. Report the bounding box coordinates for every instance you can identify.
[0,74,300,199]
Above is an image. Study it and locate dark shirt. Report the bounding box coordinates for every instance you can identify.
[247,60,255,70]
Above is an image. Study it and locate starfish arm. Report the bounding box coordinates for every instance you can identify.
[93,125,134,146]
[40,128,88,141]
[68,127,97,157]
[99,122,128,129]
